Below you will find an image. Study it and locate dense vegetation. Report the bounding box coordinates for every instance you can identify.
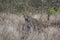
[0,0,60,20]
[0,0,60,40]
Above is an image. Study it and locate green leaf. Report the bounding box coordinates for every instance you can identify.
[49,7,56,16]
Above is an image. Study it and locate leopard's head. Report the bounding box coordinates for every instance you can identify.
[23,13,30,19]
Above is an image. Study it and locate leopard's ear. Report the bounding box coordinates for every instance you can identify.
[22,13,27,18]
[23,13,25,17]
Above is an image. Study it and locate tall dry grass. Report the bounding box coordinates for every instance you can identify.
[0,12,60,40]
